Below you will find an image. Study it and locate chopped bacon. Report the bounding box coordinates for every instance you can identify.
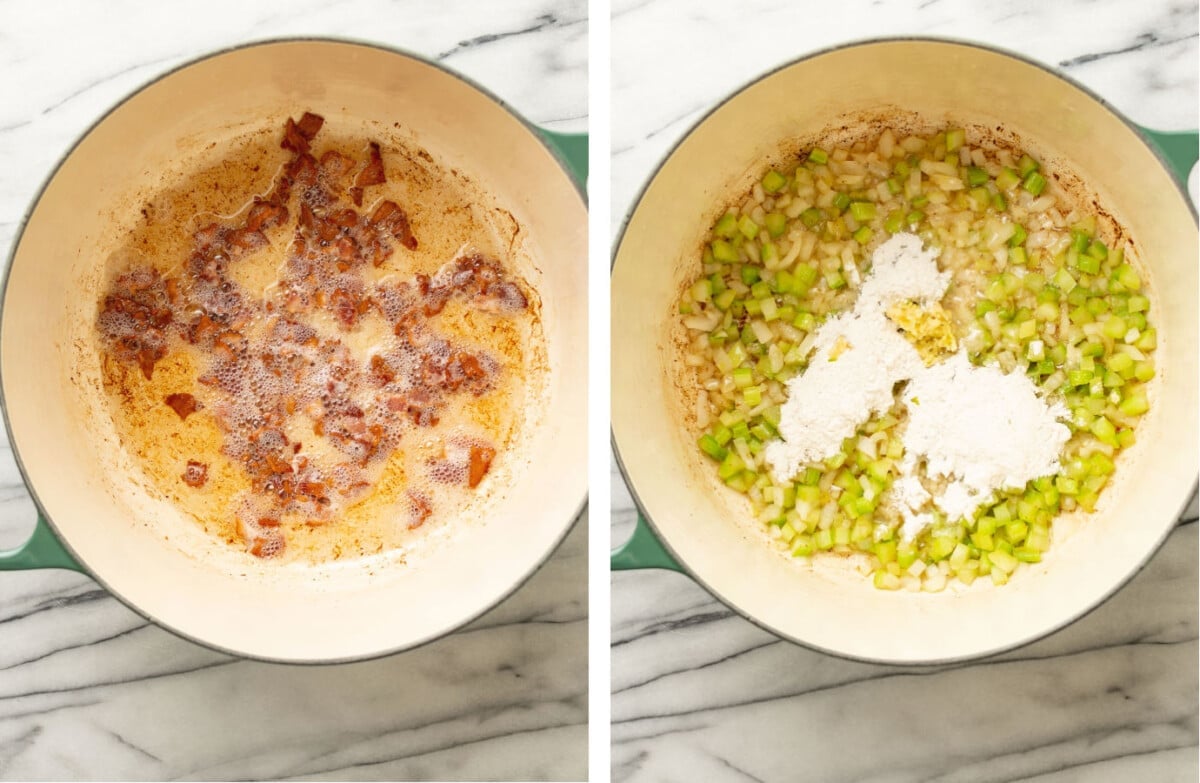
[320,150,356,182]
[284,153,319,187]
[227,228,268,252]
[468,444,496,488]
[296,111,324,139]
[369,354,395,385]
[281,112,325,154]
[237,517,286,558]
[407,490,433,529]
[165,393,200,421]
[329,288,361,328]
[245,201,288,232]
[99,113,530,558]
[356,142,386,187]
[182,460,208,487]
[136,345,166,380]
[370,200,418,251]
[350,142,386,206]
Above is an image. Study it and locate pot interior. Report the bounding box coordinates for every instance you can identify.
[3,41,587,661]
[612,39,1197,662]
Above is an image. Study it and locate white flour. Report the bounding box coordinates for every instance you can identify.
[894,353,1070,538]
[764,233,948,478]
[763,232,1071,539]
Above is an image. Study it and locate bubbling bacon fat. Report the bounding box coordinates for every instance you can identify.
[97,113,529,558]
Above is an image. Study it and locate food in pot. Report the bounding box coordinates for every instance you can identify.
[677,127,1156,590]
[97,112,542,562]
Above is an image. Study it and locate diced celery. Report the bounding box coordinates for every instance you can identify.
[883,209,904,234]
[765,212,787,238]
[853,226,874,245]
[698,434,727,461]
[800,207,823,228]
[712,239,738,263]
[832,192,851,212]
[738,214,759,239]
[996,167,1021,191]
[1076,254,1100,275]
[1023,171,1047,196]
[849,201,876,221]
[761,241,779,267]
[966,166,988,186]
[1008,223,1027,247]
[807,148,829,165]
[1114,264,1141,291]
[714,212,738,238]
[1017,154,1040,177]
[945,128,966,152]
[717,452,744,481]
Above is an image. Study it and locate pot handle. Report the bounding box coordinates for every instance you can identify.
[0,514,85,572]
[611,513,684,572]
[1137,126,1199,189]
[537,129,588,188]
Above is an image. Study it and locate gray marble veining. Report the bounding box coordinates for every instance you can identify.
[611,1,1198,781]
[0,0,587,780]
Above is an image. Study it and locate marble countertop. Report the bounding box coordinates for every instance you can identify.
[0,0,586,780]
[611,1,1198,781]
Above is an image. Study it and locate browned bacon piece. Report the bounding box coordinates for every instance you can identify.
[350,142,386,206]
[370,200,418,251]
[97,268,175,380]
[320,150,356,184]
[182,460,208,488]
[407,490,433,529]
[245,201,289,232]
[165,393,200,421]
[280,112,326,154]
[369,354,395,385]
[468,444,496,488]
[237,517,286,558]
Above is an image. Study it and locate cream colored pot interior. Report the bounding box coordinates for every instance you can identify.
[612,40,1197,662]
[3,41,586,661]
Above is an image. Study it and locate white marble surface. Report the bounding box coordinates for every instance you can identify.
[611,1,1198,781]
[0,0,586,780]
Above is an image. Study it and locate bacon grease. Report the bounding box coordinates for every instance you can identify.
[96,113,539,561]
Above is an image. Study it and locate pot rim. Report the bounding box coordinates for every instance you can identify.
[0,35,588,665]
[610,33,1198,666]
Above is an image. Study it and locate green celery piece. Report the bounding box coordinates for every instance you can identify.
[966,166,988,186]
[848,201,876,221]
[698,434,727,461]
[1023,171,1047,196]
[800,207,824,229]
[995,167,1021,191]
[714,212,738,238]
[738,214,759,239]
[712,239,738,263]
